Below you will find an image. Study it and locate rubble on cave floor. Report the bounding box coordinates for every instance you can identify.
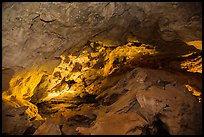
[2,40,202,135]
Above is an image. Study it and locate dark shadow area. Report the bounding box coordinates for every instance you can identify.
[2,68,15,91]
[141,114,170,135]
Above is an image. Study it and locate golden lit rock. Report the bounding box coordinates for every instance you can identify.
[2,40,202,135]
[186,41,202,50]
[2,2,202,135]
[184,84,202,102]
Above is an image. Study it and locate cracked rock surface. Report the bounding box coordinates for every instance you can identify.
[2,2,202,71]
[75,68,202,135]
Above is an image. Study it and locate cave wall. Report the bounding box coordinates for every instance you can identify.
[2,2,202,72]
[2,2,202,135]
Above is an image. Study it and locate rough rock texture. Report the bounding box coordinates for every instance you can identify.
[2,39,202,135]
[2,68,15,91]
[33,117,62,135]
[76,67,202,135]
[76,113,147,135]
[2,101,44,135]
[2,65,202,135]
[2,103,30,135]
[2,2,202,72]
[2,2,202,135]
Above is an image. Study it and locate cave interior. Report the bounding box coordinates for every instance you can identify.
[2,2,202,135]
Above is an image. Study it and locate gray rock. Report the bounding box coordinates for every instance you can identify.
[2,2,202,73]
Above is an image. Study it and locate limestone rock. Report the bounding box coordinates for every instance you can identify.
[2,3,202,135]
[77,67,202,135]
[2,2,202,72]
[76,113,147,135]
[34,118,62,135]
[2,102,31,135]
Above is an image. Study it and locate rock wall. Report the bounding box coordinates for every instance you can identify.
[2,2,202,71]
[2,3,202,135]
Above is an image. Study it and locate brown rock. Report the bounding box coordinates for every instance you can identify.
[2,103,31,135]
[34,118,62,135]
[2,115,31,135]
[76,113,147,135]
